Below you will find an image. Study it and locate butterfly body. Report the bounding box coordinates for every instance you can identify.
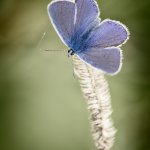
[70,18,100,53]
[48,0,129,75]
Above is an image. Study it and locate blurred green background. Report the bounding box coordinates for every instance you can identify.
[0,0,150,150]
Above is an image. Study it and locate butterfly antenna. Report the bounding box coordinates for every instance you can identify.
[43,49,63,51]
[37,31,47,48]
[40,49,65,52]
[37,32,65,52]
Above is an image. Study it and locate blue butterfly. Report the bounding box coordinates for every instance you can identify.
[47,0,129,74]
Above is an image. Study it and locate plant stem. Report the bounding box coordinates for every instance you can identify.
[73,55,116,150]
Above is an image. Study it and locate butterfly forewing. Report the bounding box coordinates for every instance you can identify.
[48,0,75,47]
[86,20,129,48]
[74,0,100,35]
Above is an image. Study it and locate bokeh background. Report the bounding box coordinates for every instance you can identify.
[0,0,150,150]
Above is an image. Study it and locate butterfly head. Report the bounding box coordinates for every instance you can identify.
[68,49,75,57]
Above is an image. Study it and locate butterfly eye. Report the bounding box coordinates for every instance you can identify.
[68,49,75,57]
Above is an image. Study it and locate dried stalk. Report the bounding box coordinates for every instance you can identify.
[73,55,116,150]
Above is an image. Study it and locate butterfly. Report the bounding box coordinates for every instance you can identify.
[47,0,129,75]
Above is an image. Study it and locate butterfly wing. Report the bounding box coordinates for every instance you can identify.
[47,0,75,47]
[86,19,129,48]
[74,0,100,35]
[77,47,122,75]
[48,0,100,48]
[76,19,129,74]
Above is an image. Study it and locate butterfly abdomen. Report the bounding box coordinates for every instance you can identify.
[70,30,93,53]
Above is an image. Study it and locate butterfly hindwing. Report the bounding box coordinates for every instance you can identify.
[77,47,122,74]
